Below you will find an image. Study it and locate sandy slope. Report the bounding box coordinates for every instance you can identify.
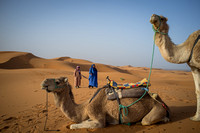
[0,51,199,133]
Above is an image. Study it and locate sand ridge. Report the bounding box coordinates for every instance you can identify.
[0,51,130,73]
[0,51,199,133]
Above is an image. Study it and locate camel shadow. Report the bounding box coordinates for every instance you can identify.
[169,105,196,122]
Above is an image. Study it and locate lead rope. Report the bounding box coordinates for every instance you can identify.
[146,16,168,88]
[146,34,155,89]
[118,35,156,124]
[119,16,169,125]
[44,91,49,131]
[43,79,64,131]
[43,91,60,131]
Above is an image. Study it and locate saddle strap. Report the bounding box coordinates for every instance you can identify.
[111,87,121,124]
[89,88,103,103]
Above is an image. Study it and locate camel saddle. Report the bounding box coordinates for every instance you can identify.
[106,78,149,100]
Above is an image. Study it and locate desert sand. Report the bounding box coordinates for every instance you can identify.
[0,51,199,133]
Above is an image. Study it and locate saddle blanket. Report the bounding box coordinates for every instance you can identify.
[109,78,150,89]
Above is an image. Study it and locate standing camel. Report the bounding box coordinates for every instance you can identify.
[150,14,200,121]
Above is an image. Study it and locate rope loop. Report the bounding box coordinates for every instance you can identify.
[119,104,129,116]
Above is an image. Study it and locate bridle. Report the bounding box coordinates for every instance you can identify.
[46,79,66,92]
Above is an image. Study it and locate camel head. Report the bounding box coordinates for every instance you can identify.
[150,14,169,33]
[42,77,69,93]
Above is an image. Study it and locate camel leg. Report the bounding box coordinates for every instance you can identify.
[141,104,169,125]
[190,68,200,121]
[70,119,104,129]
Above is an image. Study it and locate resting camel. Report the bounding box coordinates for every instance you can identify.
[42,77,169,129]
[150,14,200,121]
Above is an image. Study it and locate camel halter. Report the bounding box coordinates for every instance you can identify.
[152,15,168,35]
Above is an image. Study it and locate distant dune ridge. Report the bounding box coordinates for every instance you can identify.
[0,51,129,73]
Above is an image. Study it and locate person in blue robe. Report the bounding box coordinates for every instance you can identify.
[88,64,98,88]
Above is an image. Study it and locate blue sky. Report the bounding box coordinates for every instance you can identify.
[0,0,199,70]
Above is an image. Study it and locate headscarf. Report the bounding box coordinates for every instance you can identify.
[89,64,96,74]
[76,66,80,71]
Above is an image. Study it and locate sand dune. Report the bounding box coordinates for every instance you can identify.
[0,51,129,73]
[0,51,199,133]
[0,51,39,69]
[54,56,93,64]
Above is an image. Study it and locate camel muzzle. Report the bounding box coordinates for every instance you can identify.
[42,84,52,93]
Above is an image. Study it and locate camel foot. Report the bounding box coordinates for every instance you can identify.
[162,117,170,123]
[190,116,200,121]
[70,124,78,129]
[70,120,103,129]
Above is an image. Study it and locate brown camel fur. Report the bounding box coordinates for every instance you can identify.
[150,14,200,121]
[42,77,170,129]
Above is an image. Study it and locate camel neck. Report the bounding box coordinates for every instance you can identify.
[53,87,88,123]
[155,33,191,64]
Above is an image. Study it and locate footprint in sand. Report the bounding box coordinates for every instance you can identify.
[0,126,9,132]
[1,114,6,117]
[3,116,17,122]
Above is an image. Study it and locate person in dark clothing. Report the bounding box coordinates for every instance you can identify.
[88,64,98,88]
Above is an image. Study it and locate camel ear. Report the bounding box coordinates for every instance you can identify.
[64,78,68,83]
[55,79,60,84]
[160,16,168,22]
